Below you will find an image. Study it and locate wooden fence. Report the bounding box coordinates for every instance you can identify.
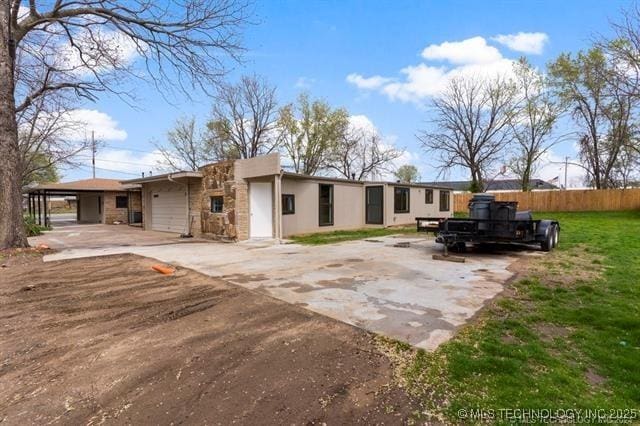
[453,188,640,212]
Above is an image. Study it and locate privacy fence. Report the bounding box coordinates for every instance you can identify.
[453,188,640,213]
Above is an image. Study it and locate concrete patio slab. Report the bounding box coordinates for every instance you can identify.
[29,223,206,250]
[43,234,523,350]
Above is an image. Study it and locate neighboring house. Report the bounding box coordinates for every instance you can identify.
[422,179,559,193]
[123,154,453,240]
[25,178,142,226]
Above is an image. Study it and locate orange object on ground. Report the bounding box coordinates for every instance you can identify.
[37,244,50,250]
[151,264,176,275]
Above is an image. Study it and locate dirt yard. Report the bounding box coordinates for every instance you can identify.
[0,254,415,424]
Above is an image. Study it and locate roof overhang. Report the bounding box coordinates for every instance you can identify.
[121,171,202,184]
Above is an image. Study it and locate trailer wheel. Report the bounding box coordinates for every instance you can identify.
[540,231,553,252]
[551,225,559,248]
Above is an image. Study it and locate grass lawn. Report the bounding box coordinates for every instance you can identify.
[289,226,417,245]
[378,211,640,424]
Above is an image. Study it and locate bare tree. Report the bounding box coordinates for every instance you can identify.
[207,75,279,159]
[549,48,638,188]
[17,81,89,187]
[326,124,403,180]
[155,117,217,172]
[278,93,349,175]
[509,58,563,191]
[418,76,517,193]
[1,1,249,248]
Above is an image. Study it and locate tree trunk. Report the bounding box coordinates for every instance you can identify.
[0,4,28,249]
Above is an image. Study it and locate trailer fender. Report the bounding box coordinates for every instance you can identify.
[536,220,556,240]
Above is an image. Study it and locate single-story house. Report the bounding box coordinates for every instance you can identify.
[122,154,453,240]
[421,179,560,193]
[25,178,142,226]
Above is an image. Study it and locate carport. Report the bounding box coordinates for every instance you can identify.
[25,178,142,227]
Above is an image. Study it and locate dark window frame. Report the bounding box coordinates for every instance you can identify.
[210,196,224,213]
[318,184,334,226]
[394,186,410,213]
[439,190,450,212]
[282,194,295,215]
[115,195,128,209]
[425,189,433,204]
[365,185,384,225]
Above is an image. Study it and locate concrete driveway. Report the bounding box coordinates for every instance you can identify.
[42,232,521,350]
[30,222,204,250]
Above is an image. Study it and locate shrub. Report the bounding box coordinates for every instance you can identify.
[24,216,48,237]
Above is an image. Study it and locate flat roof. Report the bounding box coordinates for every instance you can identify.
[26,178,140,193]
[282,171,454,190]
[122,171,202,184]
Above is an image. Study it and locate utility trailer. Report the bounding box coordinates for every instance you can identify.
[416,193,560,253]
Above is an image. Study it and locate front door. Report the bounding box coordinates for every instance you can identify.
[366,186,384,224]
[250,182,273,238]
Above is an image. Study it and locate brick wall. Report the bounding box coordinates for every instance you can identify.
[103,191,129,224]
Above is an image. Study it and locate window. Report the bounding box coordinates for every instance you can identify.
[282,194,295,215]
[439,190,450,212]
[394,187,410,213]
[115,195,128,209]
[318,184,333,226]
[210,196,224,213]
[425,189,433,204]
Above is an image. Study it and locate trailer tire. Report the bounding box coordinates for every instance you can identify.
[551,225,559,248]
[541,231,553,252]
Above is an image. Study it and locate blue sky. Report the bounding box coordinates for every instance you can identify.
[63,0,633,186]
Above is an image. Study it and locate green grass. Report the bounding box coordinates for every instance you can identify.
[384,211,640,424]
[289,226,417,245]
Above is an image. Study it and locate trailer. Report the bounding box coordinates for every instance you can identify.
[416,193,560,253]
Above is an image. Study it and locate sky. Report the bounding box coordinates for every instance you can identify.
[58,0,634,187]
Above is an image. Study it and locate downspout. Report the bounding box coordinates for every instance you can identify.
[168,174,192,238]
[276,170,284,242]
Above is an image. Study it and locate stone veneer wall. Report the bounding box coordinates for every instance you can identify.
[200,161,247,240]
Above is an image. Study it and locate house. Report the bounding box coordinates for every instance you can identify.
[422,179,559,193]
[25,178,142,226]
[122,154,453,240]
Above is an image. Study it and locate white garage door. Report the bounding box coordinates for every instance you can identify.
[151,190,187,234]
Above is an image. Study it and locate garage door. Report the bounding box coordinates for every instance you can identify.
[151,190,186,234]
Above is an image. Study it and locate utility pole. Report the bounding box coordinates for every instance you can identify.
[91,130,96,179]
[564,156,569,190]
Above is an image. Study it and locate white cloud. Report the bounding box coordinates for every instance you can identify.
[421,36,502,65]
[346,73,394,90]
[348,33,550,105]
[62,109,128,142]
[492,32,549,55]
[348,36,522,104]
[295,77,316,89]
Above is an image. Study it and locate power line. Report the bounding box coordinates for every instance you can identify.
[74,164,140,177]
[102,143,159,155]
[75,155,160,168]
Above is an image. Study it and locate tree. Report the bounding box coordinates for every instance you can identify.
[22,152,59,187]
[394,165,420,183]
[549,48,638,188]
[1,1,249,248]
[207,75,279,160]
[418,75,517,193]
[509,58,563,191]
[17,86,88,189]
[325,119,403,180]
[277,93,349,175]
[155,117,217,172]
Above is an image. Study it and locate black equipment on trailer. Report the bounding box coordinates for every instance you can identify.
[416,193,560,252]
